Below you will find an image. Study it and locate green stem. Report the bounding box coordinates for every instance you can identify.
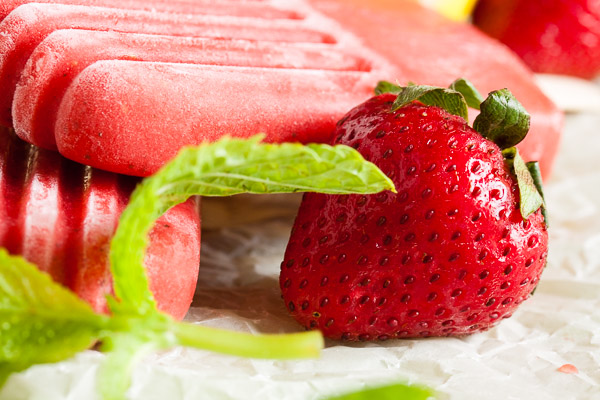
[173,322,323,359]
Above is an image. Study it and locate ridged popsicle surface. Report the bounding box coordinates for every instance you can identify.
[13,29,370,150]
[0,127,201,319]
[0,2,337,126]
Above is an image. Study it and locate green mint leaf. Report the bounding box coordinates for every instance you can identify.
[109,136,395,314]
[322,383,435,400]
[375,81,403,95]
[0,249,107,383]
[449,78,484,110]
[502,148,544,219]
[173,322,323,359]
[391,84,469,120]
[526,161,548,225]
[473,88,530,149]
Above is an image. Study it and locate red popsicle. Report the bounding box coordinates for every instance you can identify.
[307,0,563,178]
[13,29,370,150]
[0,0,302,23]
[0,2,334,127]
[0,126,201,319]
[55,60,377,176]
[4,0,563,179]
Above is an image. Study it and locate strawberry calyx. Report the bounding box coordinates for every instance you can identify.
[473,88,530,149]
[375,78,546,223]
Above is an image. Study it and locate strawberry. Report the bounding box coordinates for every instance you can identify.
[472,0,600,79]
[280,80,548,340]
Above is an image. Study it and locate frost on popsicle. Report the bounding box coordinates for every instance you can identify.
[0,136,395,400]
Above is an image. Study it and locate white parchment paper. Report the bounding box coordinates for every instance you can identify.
[1,112,600,400]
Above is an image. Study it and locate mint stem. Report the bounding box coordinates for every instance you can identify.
[173,323,323,359]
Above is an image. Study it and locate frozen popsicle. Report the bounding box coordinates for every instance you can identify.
[0,2,335,126]
[55,60,376,176]
[0,126,201,319]
[4,0,562,179]
[0,0,302,23]
[13,29,370,150]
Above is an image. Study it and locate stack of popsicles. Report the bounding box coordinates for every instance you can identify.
[0,0,562,317]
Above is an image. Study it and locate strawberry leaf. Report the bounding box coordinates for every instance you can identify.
[502,148,544,219]
[391,84,469,120]
[0,249,107,385]
[449,78,484,110]
[526,161,548,225]
[374,81,403,95]
[473,88,530,149]
[322,383,435,400]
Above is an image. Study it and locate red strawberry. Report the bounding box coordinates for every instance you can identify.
[472,0,600,79]
[280,81,548,340]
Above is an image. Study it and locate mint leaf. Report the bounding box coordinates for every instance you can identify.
[322,383,435,400]
[502,148,544,219]
[109,136,395,314]
[473,88,530,149]
[391,84,469,120]
[375,81,403,95]
[0,249,107,383]
[449,78,484,110]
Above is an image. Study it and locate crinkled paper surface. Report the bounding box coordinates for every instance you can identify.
[2,111,600,400]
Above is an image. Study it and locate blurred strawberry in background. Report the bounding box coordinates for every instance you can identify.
[472,0,600,79]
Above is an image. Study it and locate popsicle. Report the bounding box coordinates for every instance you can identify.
[0,126,201,319]
[55,61,377,176]
[0,0,303,23]
[0,2,335,127]
[13,29,371,150]
[4,0,562,179]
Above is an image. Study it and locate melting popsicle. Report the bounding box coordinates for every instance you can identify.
[0,126,201,319]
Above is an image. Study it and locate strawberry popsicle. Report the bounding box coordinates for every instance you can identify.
[3,0,562,179]
[13,29,369,150]
[0,126,201,319]
[1,0,302,23]
[55,60,376,176]
[307,0,563,178]
[0,2,335,127]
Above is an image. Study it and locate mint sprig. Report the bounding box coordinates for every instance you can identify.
[0,136,395,399]
[109,135,395,315]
